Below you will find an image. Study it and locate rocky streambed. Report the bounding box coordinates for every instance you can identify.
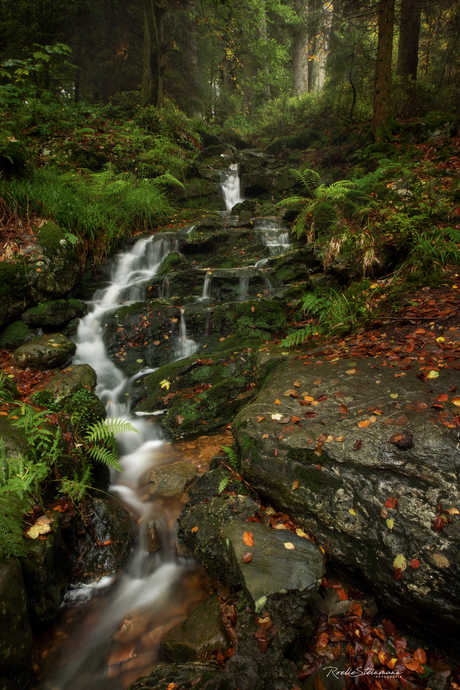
[2,144,460,689]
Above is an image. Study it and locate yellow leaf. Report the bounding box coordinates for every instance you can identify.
[334,435,345,442]
[295,528,308,538]
[436,337,445,343]
[251,306,255,312]
[426,370,439,379]
[160,379,171,390]
[386,518,394,530]
[274,399,281,405]
[452,397,460,406]
[346,369,356,374]
[393,554,407,571]
[284,542,295,550]
[390,393,398,399]
[26,516,52,540]
[349,508,357,516]
[293,381,300,387]
[292,479,300,490]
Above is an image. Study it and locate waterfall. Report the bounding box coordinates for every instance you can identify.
[238,276,249,301]
[221,163,243,212]
[159,276,171,298]
[46,235,200,689]
[174,308,199,360]
[200,271,212,300]
[254,218,291,256]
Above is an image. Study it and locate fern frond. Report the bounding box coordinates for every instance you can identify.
[85,418,138,443]
[218,475,231,494]
[289,167,321,194]
[60,466,92,503]
[88,445,122,471]
[281,325,317,347]
[222,446,238,470]
[0,493,27,559]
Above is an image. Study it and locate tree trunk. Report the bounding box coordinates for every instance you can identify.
[396,0,421,115]
[141,0,166,108]
[293,0,309,94]
[372,0,395,138]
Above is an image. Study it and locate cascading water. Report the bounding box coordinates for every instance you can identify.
[221,163,243,212]
[238,276,249,301]
[200,271,212,300]
[253,218,291,256]
[42,236,201,690]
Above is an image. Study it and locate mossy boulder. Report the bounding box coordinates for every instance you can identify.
[11,333,76,370]
[141,461,197,499]
[41,363,98,400]
[21,298,87,328]
[0,320,35,350]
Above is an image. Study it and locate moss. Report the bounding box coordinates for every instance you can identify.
[156,251,189,277]
[0,262,28,300]
[37,221,66,255]
[0,320,34,349]
[287,448,322,464]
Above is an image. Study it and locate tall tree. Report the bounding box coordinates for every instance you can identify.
[396,0,422,115]
[142,0,166,107]
[292,0,309,93]
[372,0,395,136]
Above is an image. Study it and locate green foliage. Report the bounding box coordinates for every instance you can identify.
[218,446,242,494]
[85,418,139,472]
[0,493,28,559]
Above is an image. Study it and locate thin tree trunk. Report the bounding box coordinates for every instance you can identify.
[372,0,395,138]
[293,0,309,94]
[141,0,166,107]
[396,0,421,115]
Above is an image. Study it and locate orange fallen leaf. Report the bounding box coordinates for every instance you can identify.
[358,420,370,428]
[191,526,198,533]
[291,416,300,423]
[292,479,300,490]
[274,399,281,405]
[339,404,348,414]
[243,531,254,546]
[242,552,253,563]
[385,497,398,509]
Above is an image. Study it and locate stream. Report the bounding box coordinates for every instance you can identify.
[32,165,290,690]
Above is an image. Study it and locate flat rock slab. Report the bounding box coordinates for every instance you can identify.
[161,594,229,661]
[141,461,197,499]
[233,354,460,647]
[11,333,76,369]
[221,520,324,610]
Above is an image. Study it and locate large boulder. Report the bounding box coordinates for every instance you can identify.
[21,298,87,328]
[10,333,76,369]
[233,351,460,651]
[0,559,33,690]
[41,363,98,400]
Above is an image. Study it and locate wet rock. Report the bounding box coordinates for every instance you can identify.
[178,493,259,587]
[11,333,76,369]
[232,354,460,650]
[161,594,229,661]
[127,661,223,690]
[42,363,98,400]
[22,298,87,327]
[141,461,197,499]
[221,520,324,611]
[64,497,135,581]
[19,514,69,623]
[145,520,163,553]
[0,559,32,690]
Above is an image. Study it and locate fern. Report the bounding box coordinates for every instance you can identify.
[0,493,27,560]
[281,324,318,347]
[289,167,321,195]
[60,466,92,503]
[222,446,238,471]
[85,418,139,472]
[218,475,231,494]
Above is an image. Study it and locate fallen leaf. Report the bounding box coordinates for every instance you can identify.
[242,552,253,563]
[339,404,348,414]
[386,518,394,530]
[433,553,450,568]
[358,420,370,428]
[26,516,52,539]
[176,414,184,425]
[191,526,198,533]
[393,554,407,571]
[349,508,357,516]
[257,416,265,423]
[427,370,439,379]
[390,393,398,399]
[293,381,300,387]
[447,507,460,515]
[292,479,300,490]
[243,532,254,546]
[351,439,362,451]
[452,397,460,407]
[274,399,281,405]
[411,559,420,569]
[284,542,295,550]
[303,411,317,419]
[263,433,269,439]
[334,435,345,442]
[271,413,283,420]
[346,369,356,374]
[291,416,300,423]
[393,568,403,580]
[313,379,321,385]
[438,394,449,402]
[380,508,388,519]
[283,389,299,397]
[385,497,398,509]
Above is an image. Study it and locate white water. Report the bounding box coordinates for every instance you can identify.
[221,163,243,211]
[238,276,249,301]
[47,235,199,689]
[254,218,291,256]
[200,271,212,300]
